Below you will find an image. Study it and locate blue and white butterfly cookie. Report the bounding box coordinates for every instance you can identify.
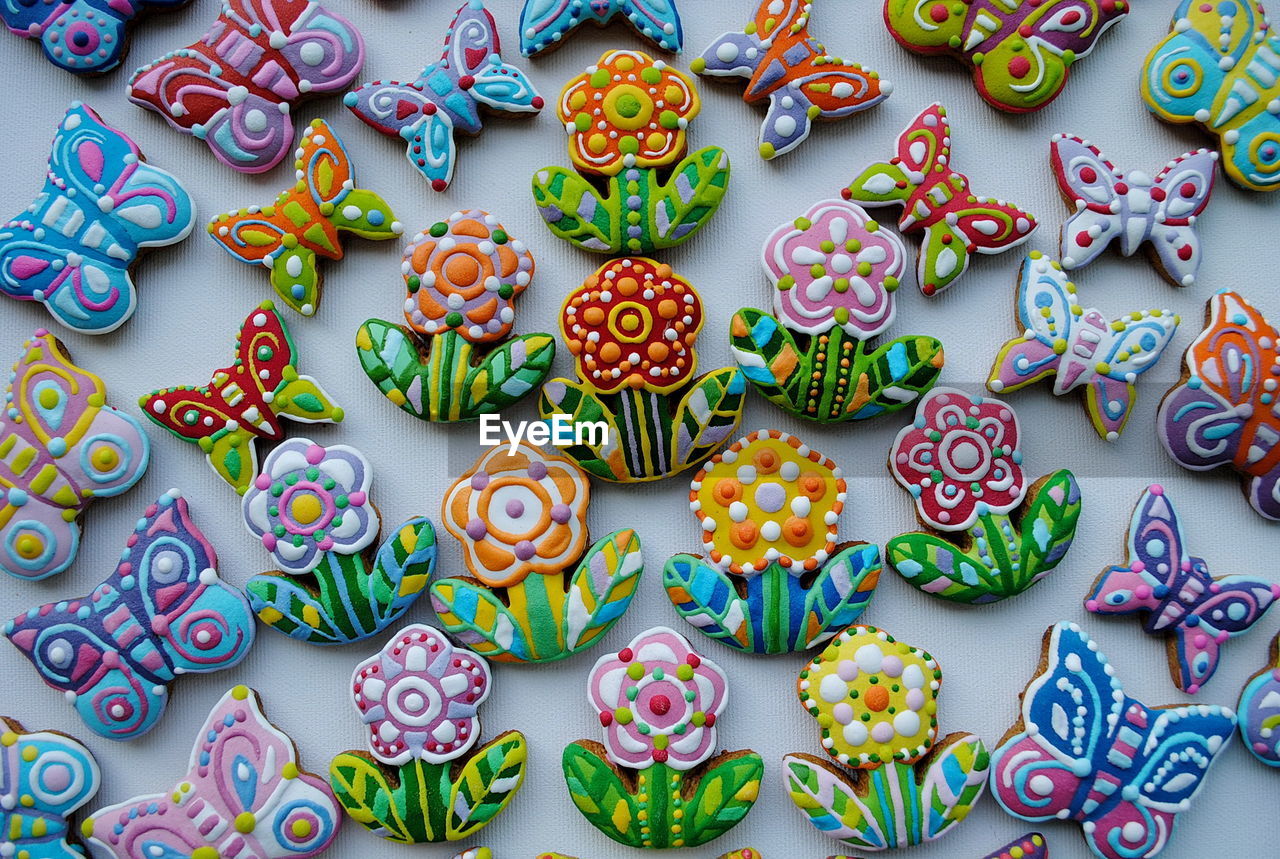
[518,0,682,56]
[0,716,101,858]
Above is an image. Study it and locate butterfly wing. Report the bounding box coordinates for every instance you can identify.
[264,0,365,94]
[1051,134,1124,270]
[1085,487,1179,622]
[520,0,682,55]
[1082,306,1179,439]
[1147,149,1217,285]
[0,719,100,855]
[987,255,1073,394]
[923,195,1036,294]
[619,0,683,51]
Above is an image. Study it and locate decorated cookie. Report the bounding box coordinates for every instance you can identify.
[844,103,1037,295]
[991,622,1236,859]
[2,0,187,74]
[665,430,882,654]
[984,834,1049,859]
[140,301,344,494]
[887,388,1081,604]
[987,252,1180,441]
[208,120,403,317]
[519,0,683,56]
[563,627,762,849]
[1240,632,1280,766]
[885,0,1129,112]
[1141,0,1280,192]
[1051,135,1217,286]
[431,443,642,663]
[85,685,341,858]
[539,851,759,859]
[694,0,890,159]
[243,438,438,645]
[1158,290,1280,521]
[356,210,556,422]
[539,258,744,482]
[0,329,150,581]
[0,716,101,858]
[784,625,989,850]
[346,1,543,192]
[4,490,255,741]
[1,103,196,335]
[452,851,492,859]
[329,624,526,844]
[1086,485,1277,694]
[127,0,364,173]
[731,198,944,423]
[532,50,729,254]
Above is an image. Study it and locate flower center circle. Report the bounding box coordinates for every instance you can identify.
[864,685,890,712]
[290,493,323,525]
[754,481,786,513]
[649,694,671,716]
[609,302,654,343]
[387,676,443,727]
[444,251,483,288]
[939,430,991,481]
[603,84,655,130]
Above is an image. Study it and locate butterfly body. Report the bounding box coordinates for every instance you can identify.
[1,0,189,74]
[518,0,682,56]
[4,490,255,741]
[693,0,890,159]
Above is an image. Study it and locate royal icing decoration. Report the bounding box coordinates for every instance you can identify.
[345,1,543,192]
[987,252,1180,441]
[1051,135,1218,286]
[731,197,944,423]
[1141,0,1280,192]
[432,443,642,664]
[518,0,683,56]
[991,622,1236,859]
[888,388,1081,604]
[784,625,989,850]
[1158,290,1280,521]
[1239,632,1280,766]
[665,430,882,654]
[693,0,891,159]
[140,301,344,495]
[844,103,1037,295]
[984,833,1049,859]
[452,850,491,859]
[885,0,1129,112]
[84,685,341,858]
[127,0,365,173]
[532,50,729,255]
[356,210,556,423]
[329,625,527,844]
[4,490,256,741]
[0,329,150,581]
[541,852,758,859]
[0,717,100,859]
[2,0,187,74]
[540,258,744,483]
[208,119,403,317]
[0,103,196,335]
[1086,485,1278,694]
[563,627,762,849]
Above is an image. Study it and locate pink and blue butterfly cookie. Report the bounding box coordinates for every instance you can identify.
[1,0,189,75]
[518,0,682,57]
[0,716,101,858]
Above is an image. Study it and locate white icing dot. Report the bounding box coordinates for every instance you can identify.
[819,674,847,703]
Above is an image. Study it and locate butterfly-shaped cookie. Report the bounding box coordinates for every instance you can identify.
[1086,485,1278,693]
[518,0,682,56]
[208,120,402,317]
[2,0,188,74]
[1159,291,1280,521]
[987,252,1179,441]
[1,103,196,335]
[991,622,1236,859]
[0,329,150,582]
[0,717,101,858]
[4,490,256,741]
[127,0,365,173]
[1142,0,1280,192]
[693,0,891,159]
[346,1,543,192]
[1239,632,1280,766]
[85,685,341,858]
[844,103,1037,295]
[885,0,1131,112]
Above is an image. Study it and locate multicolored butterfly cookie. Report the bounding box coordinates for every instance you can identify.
[208,119,403,316]
[1239,632,1280,766]
[4,490,256,741]
[346,1,543,192]
[518,0,683,56]
[2,0,189,74]
[692,0,891,159]
[991,622,1236,859]
[987,252,1180,441]
[140,301,344,495]
[85,685,341,858]
[1,103,196,335]
[0,716,101,858]
[885,0,1131,112]
[1141,0,1280,192]
[127,0,365,173]
[844,103,1037,295]
[1086,485,1278,694]
[0,328,150,581]
[1158,290,1280,521]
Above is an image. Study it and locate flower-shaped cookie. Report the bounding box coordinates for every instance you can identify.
[563,627,762,849]
[666,431,881,654]
[358,211,556,423]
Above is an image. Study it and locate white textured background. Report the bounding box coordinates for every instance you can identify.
[1,1,1278,857]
